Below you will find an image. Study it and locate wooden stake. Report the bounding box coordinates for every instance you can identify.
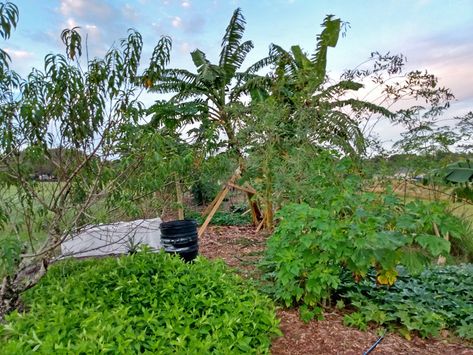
[433,222,449,265]
[198,168,263,235]
[198,186,230,238]
[255,218,264,233]
[201,168,241,217]
[175,176,184,220]
[202,186,225,217]
[227,182,256,194]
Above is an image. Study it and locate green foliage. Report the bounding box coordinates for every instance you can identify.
[0,26,172,266]
[0,1,18,68]
[452,185,473,202]
[0,2,17,40]
[0,235,22,277]
[149,8,256,159]
[190,153,236,205]
[261,157,465,309]
[448,217,473,262]
[0,251,280,353]
[339,265,473,339]
[186,210,251,226]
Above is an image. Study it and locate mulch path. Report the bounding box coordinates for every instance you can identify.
[199,225,473,355]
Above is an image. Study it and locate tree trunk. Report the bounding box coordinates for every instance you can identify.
[0,258,47,321]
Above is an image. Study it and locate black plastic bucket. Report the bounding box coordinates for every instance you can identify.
[160,219,198,262]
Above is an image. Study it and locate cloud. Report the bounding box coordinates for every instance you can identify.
[169,14,205,33]
[181,1,191,8]
[179,41,192,54]
[403,29,473,103]
[4,48,34,60]
[416,0,431,6]
[122,4,139,22]
[3,47,35,75]
[172,16,183,28]
[52,0,146,57]
[183,14,205,33]
[58,0,113,21]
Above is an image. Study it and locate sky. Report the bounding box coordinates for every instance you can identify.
[2,0,473,148]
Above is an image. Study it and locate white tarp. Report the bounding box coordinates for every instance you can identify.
[60,218,162,258]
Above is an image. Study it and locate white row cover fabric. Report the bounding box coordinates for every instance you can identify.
[60,218,162,258]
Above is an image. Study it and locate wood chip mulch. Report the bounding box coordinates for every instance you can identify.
[199,225,473,355]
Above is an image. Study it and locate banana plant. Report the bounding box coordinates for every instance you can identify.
[148,8,263,165]
[245,15,393,157]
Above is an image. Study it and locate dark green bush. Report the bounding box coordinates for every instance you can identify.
[186,210,251,226]
[190,153,235,205]
[453,185,473,202]
[0,251,280,354]
[339,265,473,339]
[261,192,463,312]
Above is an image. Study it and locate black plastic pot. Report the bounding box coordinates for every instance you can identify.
[160,219,198,262]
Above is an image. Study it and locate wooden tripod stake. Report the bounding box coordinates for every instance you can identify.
[198,169,261,238]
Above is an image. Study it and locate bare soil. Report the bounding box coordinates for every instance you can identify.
[199,225,473,355]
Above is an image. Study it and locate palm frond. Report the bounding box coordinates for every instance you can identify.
[312,80,363,101]
[191,49,211,72]
[231,74,272,101]
[223,40,254,83]
[310,15,341,88]
[290,45,311,70]
[219,8,246,68]
[244,55,275,75]
[147,99,208,131]
[309,109,365,156]
[161,68,197,84]
[330,98,394,118]
[270,44,297,77]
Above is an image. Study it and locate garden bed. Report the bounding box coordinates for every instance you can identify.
[199,225,473,354]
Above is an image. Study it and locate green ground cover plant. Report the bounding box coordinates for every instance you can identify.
[339,265,473,340]
[0,251,280,354]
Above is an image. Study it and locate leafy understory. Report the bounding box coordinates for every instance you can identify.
[0,251,281,354]
[339,265,473,340]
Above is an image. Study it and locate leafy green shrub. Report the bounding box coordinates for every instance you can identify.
[190,153,235,205]
[0,235,22,278]
[261,192,463,312]
[211,211,251,226]
[186,210,251,226]
[452,186,473,202]
[339,265,473,339]
[447,215,473,262]
[0,251,280,353]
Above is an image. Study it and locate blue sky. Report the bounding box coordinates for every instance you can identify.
[3,0,473,146]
